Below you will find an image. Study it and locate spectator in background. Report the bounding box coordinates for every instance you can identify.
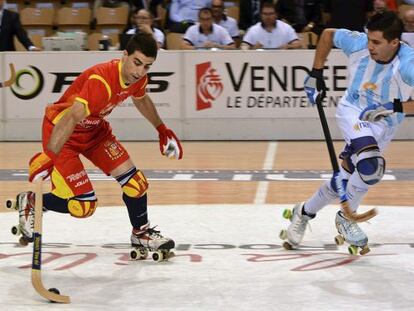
[401,7,414,46]
[181,7,235,49]
[373,0,388,13]
[128,0,164,28]
[239,0,262,31]
[126,8,165,49]
[241,1,302,50]
[323,0,373,32]
[211,0,240,41]
[0,0,41,51]
[276,0,324,34]
[403,7,414,32]
[168,0,212,33]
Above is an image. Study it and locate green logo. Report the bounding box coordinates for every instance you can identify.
[11,66,44,100]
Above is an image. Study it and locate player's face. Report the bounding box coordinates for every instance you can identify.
[199,11,213,31]
[261,8,277,27]
[367,30,399,62]
[121,50,155,84]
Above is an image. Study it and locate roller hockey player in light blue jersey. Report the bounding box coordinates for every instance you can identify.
[280,11,414,255]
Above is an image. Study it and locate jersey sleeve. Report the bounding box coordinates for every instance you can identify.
[183,26,197,45]
[76,75,112,116]
[399,47,414,86]
[333,29,367,56]
[218,26,234,45]
[242,27,255,45]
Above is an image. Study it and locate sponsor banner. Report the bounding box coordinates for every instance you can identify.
[3,51,180,119]
[184,50,348,118]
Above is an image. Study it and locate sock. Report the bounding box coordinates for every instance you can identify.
[123,193,148,229]
[345,172,369,212]
[43,193,69,213]
[304,180,337,215]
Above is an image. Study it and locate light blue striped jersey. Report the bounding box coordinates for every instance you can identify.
[334,29,414,126]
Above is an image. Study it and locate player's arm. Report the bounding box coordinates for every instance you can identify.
[132,94,183,159]
[360,99,414,122]
[132,94,163,127]
[47,101,87,154]
[312,28,336,69]
[304,28,336,104]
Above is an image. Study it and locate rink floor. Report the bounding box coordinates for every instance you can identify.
[1,204,413,311]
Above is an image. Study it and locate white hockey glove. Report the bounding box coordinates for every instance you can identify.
[359,99,403,122]
[156,124,183,160]
[304,68,327,105]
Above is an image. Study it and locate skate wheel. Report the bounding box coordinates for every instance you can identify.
[152,251,164,262]
[282,209,292,220]
[359,245,370,256]
[11,225,21,236]
[334,235,344,246]
[348,245,358,255]
[130,249,139,260]
[279,229,287,240]
[282,241,293,250]
[5,199,15,209]
[19,236,29,246]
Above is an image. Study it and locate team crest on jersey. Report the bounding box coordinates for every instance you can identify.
[104,140,124,160]
[363,82,377,91]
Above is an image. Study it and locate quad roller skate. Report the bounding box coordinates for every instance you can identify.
[130,224,175,262]
[279,202,314,250]
[6,192,35,246]
[335,211,370,255]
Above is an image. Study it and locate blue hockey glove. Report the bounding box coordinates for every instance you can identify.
[359,99,403,122]
[304,68,327,105]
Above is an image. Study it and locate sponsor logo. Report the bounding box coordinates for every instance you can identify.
[10,66,44,100]
[67,170,87,182]
[196,62,223,110]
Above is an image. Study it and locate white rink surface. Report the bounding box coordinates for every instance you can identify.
[1,204,414,311]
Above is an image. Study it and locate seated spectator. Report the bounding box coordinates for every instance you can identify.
[323,0,373,32]
[240,1,302,50]
[373,0,388,13]
[211,0,240,40]
[0,0,41,51]
[182,7,235,49]
[276,0,324,34]
[403,7,414,32]
[168,0,212,33]
[128,0,164,28]
[126,8,165,48]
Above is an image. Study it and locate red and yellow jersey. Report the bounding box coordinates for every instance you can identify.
[45,59,148,130]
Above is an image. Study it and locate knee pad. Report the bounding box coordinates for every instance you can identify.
[356,148,385,185]
[68,199,98,218]
[122,170,149,198]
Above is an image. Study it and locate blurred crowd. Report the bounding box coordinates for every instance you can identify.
[1,0,414,51]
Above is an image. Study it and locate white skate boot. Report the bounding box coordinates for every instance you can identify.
[335,211,370,255]
[279,202,315,250]
[11,191,36,245]
[130,223,175,262]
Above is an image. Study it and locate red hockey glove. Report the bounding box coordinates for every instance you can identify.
[156,124,183,160]
[28,152,53,182]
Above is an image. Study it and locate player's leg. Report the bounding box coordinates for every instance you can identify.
[85,134,174,251]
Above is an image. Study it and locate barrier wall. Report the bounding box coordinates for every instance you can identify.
[1,50,413,141]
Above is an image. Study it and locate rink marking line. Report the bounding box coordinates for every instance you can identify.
[254,142,277,204]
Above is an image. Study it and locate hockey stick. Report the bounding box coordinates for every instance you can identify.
[315,93,377,222]
[0,63,16,88]
[31,180,71,303]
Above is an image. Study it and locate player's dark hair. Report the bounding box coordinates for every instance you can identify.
[260,0,276,13]
[125,33,158,58]
[198,7,212,17]
[366,11,403,41]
